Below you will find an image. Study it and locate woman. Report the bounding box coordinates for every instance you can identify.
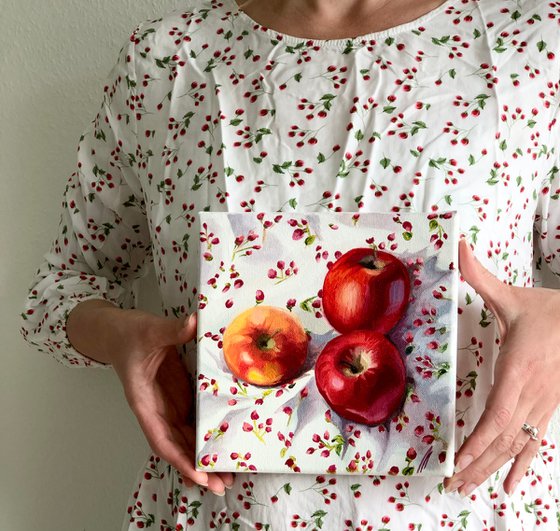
[20,0,560,528]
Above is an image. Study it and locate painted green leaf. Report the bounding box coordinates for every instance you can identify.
[402,466,414,475]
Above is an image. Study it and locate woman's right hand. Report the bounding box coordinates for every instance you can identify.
[76,304,235,496]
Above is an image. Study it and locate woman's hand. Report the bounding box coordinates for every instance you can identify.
[107,309,234,496]
[67,301,234,494]
[443,238,560,497]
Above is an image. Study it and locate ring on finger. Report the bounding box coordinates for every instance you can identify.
[521,422,539,441]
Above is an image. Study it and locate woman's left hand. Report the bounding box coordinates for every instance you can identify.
[443,238,560,497]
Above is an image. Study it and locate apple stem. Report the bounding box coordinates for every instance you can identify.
[340,360,360,374]
[256,329,281,350]
[358,252,382,270]
[340,353,365,375]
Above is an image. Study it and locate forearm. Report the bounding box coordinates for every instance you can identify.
[66,299,125,365]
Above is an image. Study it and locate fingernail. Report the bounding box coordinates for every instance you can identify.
[454,454,473,473]
[212,489,226,496]
[444,479,464,493]
[225,483,234,490]
[508,481,519,496]
[460,482,477,498]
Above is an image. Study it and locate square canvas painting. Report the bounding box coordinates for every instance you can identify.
[195,211,459,477]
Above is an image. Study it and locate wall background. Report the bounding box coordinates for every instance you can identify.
[1,1,181,530]
[1,1,559,530]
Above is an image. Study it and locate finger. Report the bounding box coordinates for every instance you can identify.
[157,312,197,348]
[445,402,537,495]
[457,238,513,336]
[175,427,197,489]
[171,425,206,491]
[452,359,525,475]
[175,312,197,345]
[136,408,209,487]
[502,410,553,496]
[444,394,533,492]
[458,238,509,302]
[214,472,235,488]
[181,424,235,492]
[182,476,195,488]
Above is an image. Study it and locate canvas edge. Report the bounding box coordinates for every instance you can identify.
[193,209,462,476]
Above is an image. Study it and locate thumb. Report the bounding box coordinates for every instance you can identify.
[175,311,198,345]
[458,238,513,330]
[458,238,507,301]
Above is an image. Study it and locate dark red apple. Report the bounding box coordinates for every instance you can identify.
[314,330,406,426]
[322,247,410,334]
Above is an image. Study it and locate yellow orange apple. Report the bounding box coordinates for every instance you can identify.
[222,305,309,386]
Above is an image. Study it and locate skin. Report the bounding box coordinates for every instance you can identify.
[67,302,234,496]
[235,0,448,40]
[444,239,560,496]
[68,2,558,499]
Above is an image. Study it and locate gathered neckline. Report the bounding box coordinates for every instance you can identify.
[226,0,453,49]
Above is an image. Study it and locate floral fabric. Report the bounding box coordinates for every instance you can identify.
[20,0,560,528]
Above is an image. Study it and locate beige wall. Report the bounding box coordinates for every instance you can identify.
[2,1,559,530]
[1,1,180,530]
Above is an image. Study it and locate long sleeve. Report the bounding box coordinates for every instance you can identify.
[19,27,153,369]
[534,108,560,279]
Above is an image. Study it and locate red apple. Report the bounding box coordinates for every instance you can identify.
[222,305,309,386]
[321,247,410,334]
[314,330,406,426]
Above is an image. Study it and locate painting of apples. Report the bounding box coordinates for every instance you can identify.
[222,305,309,386]
[195,211,459,477]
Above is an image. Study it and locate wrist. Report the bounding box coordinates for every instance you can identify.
[66,299,127,365]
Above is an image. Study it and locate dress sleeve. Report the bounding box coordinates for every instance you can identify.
[19,27,153,369]
[534,110,560,279]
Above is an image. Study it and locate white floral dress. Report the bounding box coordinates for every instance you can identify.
[20,0,560,528]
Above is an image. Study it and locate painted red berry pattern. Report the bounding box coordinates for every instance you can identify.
[195,211,459,477]
[19,0,560,528]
